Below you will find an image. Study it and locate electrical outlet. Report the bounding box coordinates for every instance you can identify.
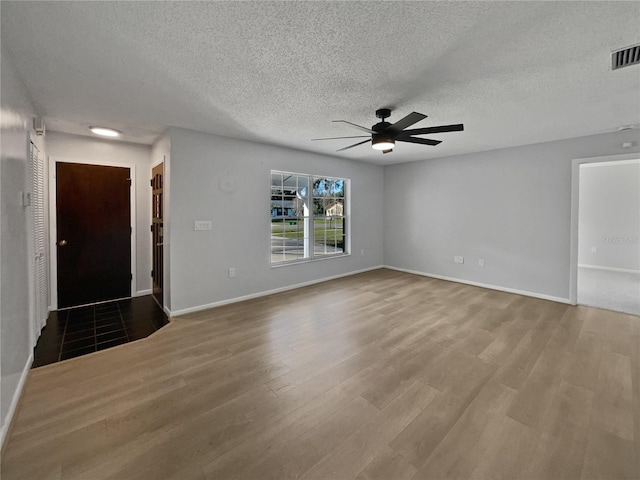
[194,220,212,231]
[591,247,597,253]
[478,258,485,267]
[454,256,464,264]
[360,249,365,256]
[228,267,235,278]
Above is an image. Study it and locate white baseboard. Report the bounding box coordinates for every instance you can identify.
[168,265,575,317]
[578,264,640,274]
[135,289,152,297]
[384,265,572,305]
[169,266,384,316]
[1,352,33,449]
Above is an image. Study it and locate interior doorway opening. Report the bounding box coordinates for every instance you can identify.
[574,158,640,315]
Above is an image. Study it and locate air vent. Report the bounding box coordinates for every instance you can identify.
[612,44,640,70]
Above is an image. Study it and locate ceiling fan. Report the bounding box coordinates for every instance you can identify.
[312,108,464,154]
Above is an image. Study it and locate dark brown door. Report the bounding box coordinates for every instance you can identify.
[56,162,131,308]
[151,162,164,307]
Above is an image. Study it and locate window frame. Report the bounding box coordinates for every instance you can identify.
[270,170,350,267]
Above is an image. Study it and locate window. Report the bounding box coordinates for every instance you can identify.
[271,171,348,264]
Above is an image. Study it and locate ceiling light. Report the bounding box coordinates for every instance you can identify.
[89,126,120,137]
[371,134,394,151]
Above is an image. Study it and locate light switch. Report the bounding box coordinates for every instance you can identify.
[194,220,212,231]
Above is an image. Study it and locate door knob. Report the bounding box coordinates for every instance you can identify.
[58,239,67,246]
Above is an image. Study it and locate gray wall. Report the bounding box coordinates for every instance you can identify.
[167,127,384,313]
[0,46,36,445]
[46,132,153,296]
[578,161,640,271]
[384,130,640,301]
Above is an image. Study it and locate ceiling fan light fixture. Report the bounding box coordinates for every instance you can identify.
[371,134,395,151]
[89,126,120,137]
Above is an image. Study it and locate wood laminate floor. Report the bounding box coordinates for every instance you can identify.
[1,269,638,480]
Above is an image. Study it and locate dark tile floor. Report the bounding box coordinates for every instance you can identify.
[32,295,169,368]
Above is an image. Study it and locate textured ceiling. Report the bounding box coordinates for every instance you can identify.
[2,1,639,165]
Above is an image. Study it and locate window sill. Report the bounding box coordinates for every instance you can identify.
[270,252,351,268]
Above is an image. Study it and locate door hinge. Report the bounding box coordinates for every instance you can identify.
[130,226,132,234]
[151,225,153,232]
[130,273,133,280]
[150,179,153,187]
[151,269,154,277]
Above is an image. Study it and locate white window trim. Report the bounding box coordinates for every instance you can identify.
[270,170,350,267]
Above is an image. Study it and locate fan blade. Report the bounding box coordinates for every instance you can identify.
[332,120,376,134]
[398,124,464,137]
[384,112,427,135]
[382,149,393,154]
[311,135,370,141]
[336,139,370,152]
[396,137,442,146]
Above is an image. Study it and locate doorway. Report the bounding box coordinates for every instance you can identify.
[55,162,132,308]
[151,162,164,308]
[571,155,640,315]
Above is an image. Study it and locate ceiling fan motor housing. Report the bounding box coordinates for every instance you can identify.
[372,121,391,132]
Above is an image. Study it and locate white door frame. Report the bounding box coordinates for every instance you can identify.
[569,152,640,305]
[48,156,137,310]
